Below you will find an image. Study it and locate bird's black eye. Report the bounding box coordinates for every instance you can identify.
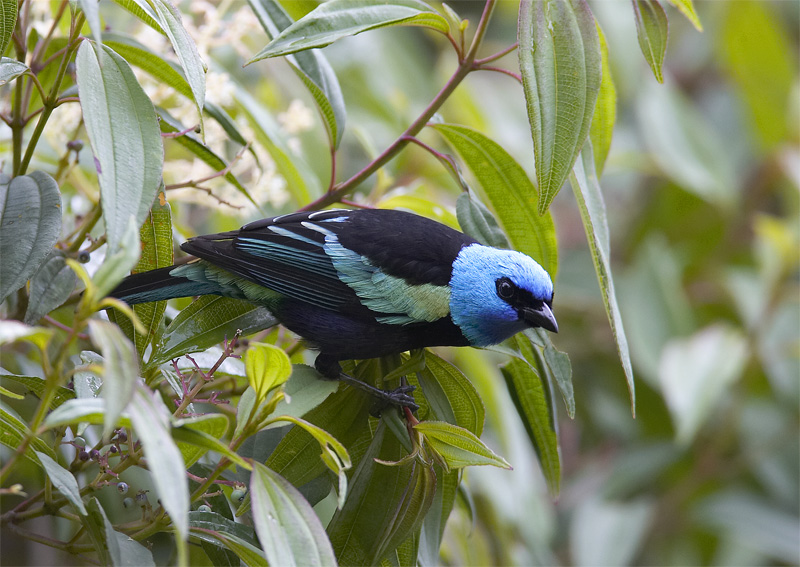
[496,278,515,300]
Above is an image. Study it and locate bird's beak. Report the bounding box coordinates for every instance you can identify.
[522,302,558,333]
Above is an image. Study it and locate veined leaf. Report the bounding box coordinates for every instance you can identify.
[110,0,165,34]
[109,191,172,359]
[434,123,558,277]
[0,402,58,464]
[569,143,635,414]
[632,0,668,84]
[250,463,337,567]
[0,171,62,303]
[147,296,278,369]
[35,452,88,515]
[129,385,189,545]
[24,251,78,324]
[88,320,139,439]
[248,0,448,61]
[146,0,206,134]
[190,527,268,566]
[0,1,17,56]
[248,0,346,149]
[417,350,484,436]
[0,371,76,409]
[76,41,163,254]
[103,33,192,99]
[414,421,511,472]
[502,341,561,496]
[245,342,292,405]
[589,23,616,176]
[456,191,512,249]
[91,216,141,299]
[0,57,28,86]
[518,0,601,214]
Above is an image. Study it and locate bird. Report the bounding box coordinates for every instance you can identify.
[110,208,558,410]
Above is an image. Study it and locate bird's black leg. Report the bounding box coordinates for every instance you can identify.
[314,355,419,414]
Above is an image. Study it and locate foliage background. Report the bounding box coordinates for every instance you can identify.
[1,0,798,565]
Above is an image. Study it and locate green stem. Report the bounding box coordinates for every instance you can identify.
[17,12,85,176]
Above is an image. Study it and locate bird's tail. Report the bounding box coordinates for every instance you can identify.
[109,265,218,304]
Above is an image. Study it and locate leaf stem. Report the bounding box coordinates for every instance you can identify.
[299,0,497,211]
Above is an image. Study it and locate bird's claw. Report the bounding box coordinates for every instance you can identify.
[370,384,419,417]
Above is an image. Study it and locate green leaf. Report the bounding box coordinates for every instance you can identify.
[720,2,794,151]
[103,33,191,99]
[129,385,189,544]
[245,342,292,406]
[501,353,560,496]
[0,1,17,56]
[414,421,511,472]
[569,143,635,414]
[88,319,139,439]
[418,464,458,566]
[665,0,702,31]
[248,0,347,149]
[23,251,78,324]
[455,191,511,250]
[250,463,337,567]
[417,351,484,436]
[589,23,616,177]
[269,364,339,421]
[189,510,260,547]
[78,0,103,49]
[110,531,156,567]
[35,451,87,515]
[659,325,748,445]
[248,0,448,61]
[637,79,736,209]
[146,0,206,133]
[0,371,75,409]
[525,328,575,417]
[0,171,62,303]
[327,420,436,565]
[632,0,668,84]
[0,401,57,464]
[110,0,165,35]
[433,123,558,277]
[43,398,115,429]
[173,413,252,469]
[148,296,277,368]
[0,57,28,86]
[84,498,115,566]
[76,41,163,254]
[518,0,601,214]
[0,320,53,352]
[190,527,268,566]
[110,191,171,357]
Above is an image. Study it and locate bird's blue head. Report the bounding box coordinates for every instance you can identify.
[449,244,557,347]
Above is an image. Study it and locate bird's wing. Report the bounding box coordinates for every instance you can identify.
[181,209,474,324]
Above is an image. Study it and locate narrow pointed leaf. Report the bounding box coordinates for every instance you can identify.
[456,191,512,250]
[92,217,141,299]
[88,320,139,439]
[84,499,115,566]
[0,402,58,464]
[250,462,337,567]
[414,421,511,471]
[0,0,17,55]
[110,0,165,34]
[589,23,617,176]
[248,0,346,148]
[109,191,171,357]
[569,144,635,413]
[434,123,558,276]
[103,34,191,98]
[502,353,560,495]
[0,171,62,303]
[76,41,163,253]
[518,0,601,214]
[1,371,75,408]
[146,0,206,131]
[190,528,268,566]
[35,452,87,515]
[417,350,483,436]
[129,385,189,543]
[666,0,702,30]
[632,0,668,84]
[248,0,448,61]
[78,0,103,49]
[148,297,278,368]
